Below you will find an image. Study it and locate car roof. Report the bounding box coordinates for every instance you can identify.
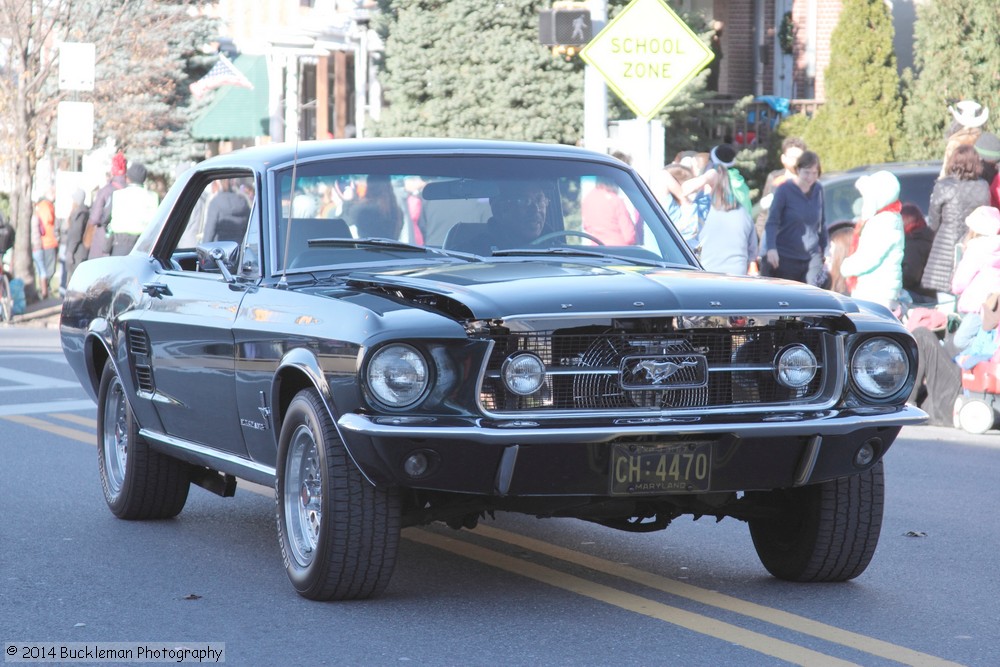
[197,138,624,171]
[820,161,942,183]
[820,161,942,226]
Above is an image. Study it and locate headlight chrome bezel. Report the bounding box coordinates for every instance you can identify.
[365,343,430,409]
[850,336,910,401]
[774,344,819,389]
[501,352,547,396]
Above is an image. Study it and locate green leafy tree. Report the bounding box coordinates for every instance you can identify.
[802,0,902,171]
[0,0,215,295]
[372,0,583,143]
[901,0,1000,160]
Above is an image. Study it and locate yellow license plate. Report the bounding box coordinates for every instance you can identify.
[610,441,712,494]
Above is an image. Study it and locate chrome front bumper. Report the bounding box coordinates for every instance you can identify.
[338,405,928,444]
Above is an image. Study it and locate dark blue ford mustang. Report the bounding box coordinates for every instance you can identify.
[60,139,926,600]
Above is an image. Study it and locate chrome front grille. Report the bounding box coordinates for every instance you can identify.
[479,325,828,414]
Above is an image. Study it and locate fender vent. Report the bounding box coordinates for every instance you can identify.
[127,328,149,356]
[127,327,155,394]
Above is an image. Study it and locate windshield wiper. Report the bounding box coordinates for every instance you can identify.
[306,237,480,261]
[308,237,426,250]
[490,247,669,267]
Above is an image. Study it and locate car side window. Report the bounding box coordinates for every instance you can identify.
[173,174,257,277]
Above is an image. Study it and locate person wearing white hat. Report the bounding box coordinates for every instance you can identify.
[952,206,1000,315]
[941,99,990,179]
[839,170,905,311]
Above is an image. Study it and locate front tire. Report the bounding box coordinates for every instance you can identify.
[747,462,884,582]
[96,362,191,519]
[275,388,401,600]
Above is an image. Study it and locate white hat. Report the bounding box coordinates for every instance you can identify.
[949,100,990,129]
[854,170,900,219]
[966,206,1000,237]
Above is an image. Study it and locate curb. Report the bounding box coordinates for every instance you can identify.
[10,304,63,325]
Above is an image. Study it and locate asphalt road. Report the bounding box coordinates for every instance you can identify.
[1,325,998,666]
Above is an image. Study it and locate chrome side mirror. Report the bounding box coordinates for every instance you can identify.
[196,241,240,282]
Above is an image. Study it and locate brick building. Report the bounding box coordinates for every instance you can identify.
[701,0,917,102]
[696,0,842,102]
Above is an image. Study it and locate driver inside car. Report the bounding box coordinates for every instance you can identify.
[447,180,551,255]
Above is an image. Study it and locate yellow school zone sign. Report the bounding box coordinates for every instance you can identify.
[580,0,714,120]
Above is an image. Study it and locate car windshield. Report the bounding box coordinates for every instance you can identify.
[270,155,692,274]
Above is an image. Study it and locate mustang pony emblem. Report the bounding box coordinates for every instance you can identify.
[635,358,700,384]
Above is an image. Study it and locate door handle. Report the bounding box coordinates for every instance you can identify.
[141,282,172,298]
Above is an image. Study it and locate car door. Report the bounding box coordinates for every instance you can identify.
[138,171,258,456]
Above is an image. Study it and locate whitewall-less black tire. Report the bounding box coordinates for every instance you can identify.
[747,462,884,582]
[96,362,191,520]
[275,388,401,600]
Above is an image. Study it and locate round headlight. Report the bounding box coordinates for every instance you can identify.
[367,344,428,408]
[851,337,908,399]
[775,344,819,389]
[502,353,546,396]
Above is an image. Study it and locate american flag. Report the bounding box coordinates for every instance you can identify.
[189,53,254,99]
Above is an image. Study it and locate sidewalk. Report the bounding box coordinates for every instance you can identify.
[6,295,63,328]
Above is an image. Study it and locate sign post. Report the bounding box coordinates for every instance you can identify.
[582,0,608,154]
[580,0,713,179]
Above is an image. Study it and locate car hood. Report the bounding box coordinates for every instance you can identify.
[344,260,858,320]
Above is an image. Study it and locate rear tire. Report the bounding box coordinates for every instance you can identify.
[275,388,401,600]
[97,362,191,519]
[748,462,884,582]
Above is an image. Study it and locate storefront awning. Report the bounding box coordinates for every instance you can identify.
[191,55,270,140]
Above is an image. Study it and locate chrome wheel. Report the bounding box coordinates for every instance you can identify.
[283,424,323,567]
[102,375,129,499]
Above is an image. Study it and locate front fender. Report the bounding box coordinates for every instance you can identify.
[83,319,114,399]
[271,346,384,486]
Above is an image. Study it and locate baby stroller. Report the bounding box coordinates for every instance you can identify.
[954,362,1000,434]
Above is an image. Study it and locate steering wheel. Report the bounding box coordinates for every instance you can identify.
[530,230,605,246]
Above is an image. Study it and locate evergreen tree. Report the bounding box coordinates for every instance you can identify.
[901,0,1000,160]
[373,0,583,143]
[88,1,218,177]
[802,0,902,171]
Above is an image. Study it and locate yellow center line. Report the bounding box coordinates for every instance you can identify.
[406,528,860,667]
[11,412,966,667]
[3,415,95,445]
[49,413,97,428]
[470,525,963,667]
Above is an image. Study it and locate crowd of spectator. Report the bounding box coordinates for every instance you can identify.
[645,99,1000,430]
